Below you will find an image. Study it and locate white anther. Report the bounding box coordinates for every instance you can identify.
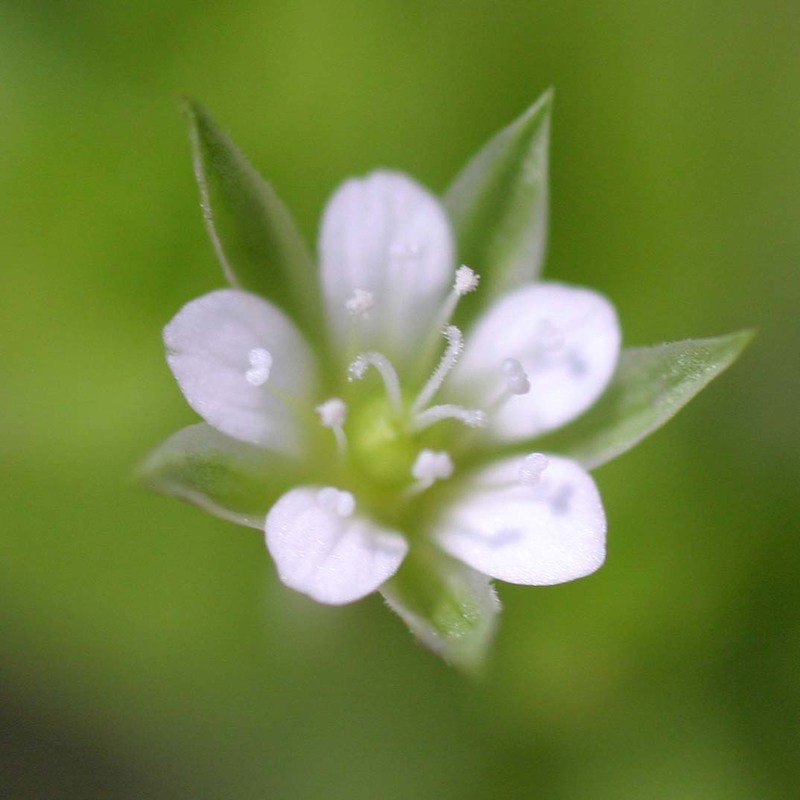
[245,347,272,386]
[316,398,348,454]
[412,325,464,413]
[423,267,483,360]
[347,355,368,381]
[316,398,347,428]
[410,404,487,433]
[501,358,531,395]
[412,449,454,484]
[454,265,480,296]
[317,487,356,518]
[345,288,375,315]
[519,453,549,486]
[407,449,455,495]
[347,351,404,413]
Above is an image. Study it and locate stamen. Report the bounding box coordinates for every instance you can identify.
[501,358,531,395]
[410,404,487,433]
[245,347,272,386]
[316,397,347,427]
[317,487,356,517]
[412,325,464,413]
[486,358,532,414]
[345,288,375,316]
[518,453,549,486]
[316,398,348,454]
[408,449,454,494]
[343,289,374,358]
[347,352,403,413]
[428,265,481,341]
[454,265,480,296]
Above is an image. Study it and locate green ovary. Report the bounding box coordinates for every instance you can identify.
[348,396,418,491]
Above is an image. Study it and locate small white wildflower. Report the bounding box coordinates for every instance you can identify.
[163,171,619,604]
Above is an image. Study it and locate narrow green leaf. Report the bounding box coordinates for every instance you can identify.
[536,330,755,469]
[183,99,320,331]
[444,90,552,312]
[382,548,501,676]
[138,423,301,528]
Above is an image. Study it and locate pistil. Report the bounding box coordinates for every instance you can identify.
[407,449,454,494]
[348,352,404,414]
[316,397,348,455]
[412,325,465,414]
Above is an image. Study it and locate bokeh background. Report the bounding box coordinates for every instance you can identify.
[1,1,798,797]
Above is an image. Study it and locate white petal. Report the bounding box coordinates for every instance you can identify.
[320,170,454,365]
[164,289,317,454]
[435,455,606,585]
[265,487,408,605]
[450,282,620,440]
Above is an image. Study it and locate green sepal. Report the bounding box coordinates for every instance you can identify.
[137,423,301,528]
[444,89,552,318]
[183,99,320,334]
[382,547,501,676]
[535,330,755,469]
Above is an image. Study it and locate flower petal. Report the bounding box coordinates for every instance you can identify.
[319,170,454,366]
[435,454,606,585]
[164,289,316,454]
[450,282,620,440]
[265,487,408,605]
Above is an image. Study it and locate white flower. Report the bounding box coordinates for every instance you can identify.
[163,171,621,605]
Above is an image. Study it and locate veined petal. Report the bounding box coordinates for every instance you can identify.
[435,455,605,585]
[265,487,408,605]
[320,170,454,365]
[164,289,317,454]
[450,282,620,440]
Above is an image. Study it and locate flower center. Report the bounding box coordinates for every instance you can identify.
[306,266,555,524]
[347,394,419,489]
[316,268,482,498]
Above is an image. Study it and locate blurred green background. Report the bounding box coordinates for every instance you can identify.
[1,0,798,797]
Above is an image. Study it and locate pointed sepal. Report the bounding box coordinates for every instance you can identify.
[183,99,320,333]
[444,90,552,312]
[536,330,755,469]
[381,547,501,676]
[137,423,301,528]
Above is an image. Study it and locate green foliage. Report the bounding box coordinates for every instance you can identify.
[537,331,754,468]
[3,1,794,796]
[184,100,321,338]
[382,548,501,676]
[444,90,551,321]
[138,423,300,528]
